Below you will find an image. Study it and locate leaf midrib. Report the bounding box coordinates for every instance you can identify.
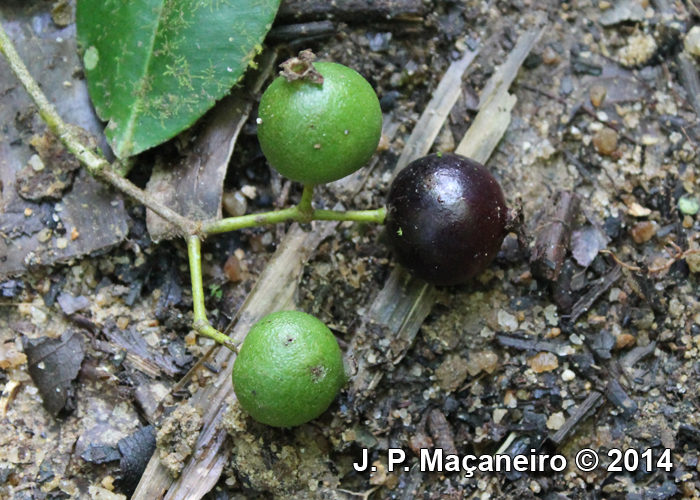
[119,0,166,157]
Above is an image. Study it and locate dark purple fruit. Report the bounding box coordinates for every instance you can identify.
[384,153,508,286]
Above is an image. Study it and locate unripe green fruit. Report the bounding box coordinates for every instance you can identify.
[257,62,383,185]
[232,310,346,427]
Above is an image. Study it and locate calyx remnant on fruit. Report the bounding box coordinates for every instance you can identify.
[257,55,383,185]
[279,49,324,84]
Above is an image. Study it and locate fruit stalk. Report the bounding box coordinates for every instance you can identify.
[187,235,239,353]
[202,187,386,234]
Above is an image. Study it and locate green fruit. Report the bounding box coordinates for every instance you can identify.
[232,310,346,427]
[257,62,383,185]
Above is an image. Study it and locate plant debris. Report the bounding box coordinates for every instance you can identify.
[22,329,84,416]
[118,426,157,495]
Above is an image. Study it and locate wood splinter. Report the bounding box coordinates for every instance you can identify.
[530,190,581,281]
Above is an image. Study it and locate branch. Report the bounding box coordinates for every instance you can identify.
[0,18,199,237]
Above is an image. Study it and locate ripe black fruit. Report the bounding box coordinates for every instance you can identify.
[385,153,508,286]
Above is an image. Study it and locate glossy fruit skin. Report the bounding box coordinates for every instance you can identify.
[257,62,383,185]
[385,153,508,286]
[232,310,346,428]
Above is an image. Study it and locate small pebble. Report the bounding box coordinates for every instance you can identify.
[618,34,657,66]
[683,215,694,228]
[528,352,558,373]
[545,327,561,339]
[369,461,387,486]
[436,126,455,153]
[592,127,618,155]
[589,85,607,107]
[498,310,518,331]
[493,408,508,424]
[240,185,257,199]
[224,254,243,282]
[56,237,68,249]
[628,202,651,217]
[466,351,499,376]
[101,476,116,491]
[38,228,52,242]
[28,154,45,171]
[116,317,129,330]
[686,252,700,273]
[630,221,657,244]
[615,333,636,349]
[561,369,576,381]
[679,196,699,215]
[222,191,247,217]
[546,412,566,430]
[0,342,28,369]
[542,46,560,65]
[685,26,700,57]
[185,331,197,345]
[681,480,696,498]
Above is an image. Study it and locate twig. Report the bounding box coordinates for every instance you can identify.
[549,390,604,445]
[568,266,622,323]
[0,18,199,238]
[1,36,379,271]
[530,191,581,281]
[517,82,567,106]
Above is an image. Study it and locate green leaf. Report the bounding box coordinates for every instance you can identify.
[209,284,222,300]
[76,0,280,158]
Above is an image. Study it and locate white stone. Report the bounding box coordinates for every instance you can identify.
[685,26,700,57]
[546,412,566,430]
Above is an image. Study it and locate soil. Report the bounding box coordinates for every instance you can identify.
[2,0,700,499]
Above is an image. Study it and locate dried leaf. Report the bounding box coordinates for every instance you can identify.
[23,330,85,416]
[118,426,157,495]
